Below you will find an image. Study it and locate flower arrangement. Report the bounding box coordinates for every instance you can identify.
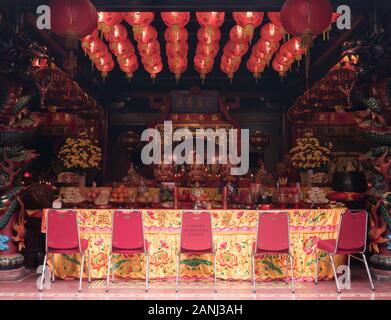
[58,133,102,173]
[290,131,332,170]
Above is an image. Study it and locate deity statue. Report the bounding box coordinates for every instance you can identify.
[255,159,273,186]
[187,153,207,186]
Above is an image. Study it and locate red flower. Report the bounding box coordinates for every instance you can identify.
[219,242,227,250]
[237,211,244,219]
[303,236,320,255]
[160,240,169,249]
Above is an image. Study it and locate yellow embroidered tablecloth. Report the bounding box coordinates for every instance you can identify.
[41,209,346,281]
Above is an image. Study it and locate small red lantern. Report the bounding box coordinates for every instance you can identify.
[80,29,99,45]
[275,51,295,67]
[194,56,214,79]
[110,39,135,57]
[165,27,189,43]
[220,55,240,80]
[247,57,266,79]
[50,0,98,50]
[285,37,306,59]
[196,43,219,58]
[124,12,155,26]
[98,12,123,27]
[232,12,264,41]
[197,26,221,44]
[119,57,139,79]
[166,42,188,58]
[145,61,163,79]
[82,38,105,55]
[196,12,225,28]
[272,59,288,77]
[260,23,285,42]
[230,25,252,43]
[255,39,280,55]
[90,44,109,61]
[105,24,128,42]
[138,41,161,57]
[280,0,333,49]
[168,57,188,80]
[133,25,158,43]
[223,41,249,57]
[161,12,190,27]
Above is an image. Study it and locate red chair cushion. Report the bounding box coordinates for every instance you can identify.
[48,238,89,254]
[112,247,145,255]
[317,239,364,254]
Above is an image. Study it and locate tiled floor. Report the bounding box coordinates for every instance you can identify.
[0,267,390,300]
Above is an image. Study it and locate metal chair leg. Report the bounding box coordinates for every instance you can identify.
[213,253,217,293]
[51,254,55,283]
[329,254,341,294]
[145,254,150,292]
[39,254,47,292]
[252,254,256,294]
[79,253,85,292]
[88,251,91,284]
[362,253,375,291]
[289,254,295,293]
[176,253,180,293]
[315,252,319,285]
[286,254,289,284]
[106,253,111,292]
[111,254,115,283]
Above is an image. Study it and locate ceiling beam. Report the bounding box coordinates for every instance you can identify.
[18,0,372,12]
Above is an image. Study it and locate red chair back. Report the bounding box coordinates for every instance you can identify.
[46,210,80,251]
[112,210,145,251]
[256,211,290,252]
[337,209,367,252]
[180,211,213,252]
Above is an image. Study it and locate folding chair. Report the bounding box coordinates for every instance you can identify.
[252,211,294,293]
[176,211,217,293]
[40,209,91,292]
[106,210,149,292]
[315,209,375,293]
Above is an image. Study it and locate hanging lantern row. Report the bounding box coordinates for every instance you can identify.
[81,30,115,78]
[194,12,225,82]
[161,12,190,81]
[122,12,163,80]
[221,12,265,81]
[103,23,139,80]
[246,15,284,80]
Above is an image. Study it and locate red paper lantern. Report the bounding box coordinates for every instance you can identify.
[138,41,161,57]
[90,44,108,60]
[267,12,283,28]
[272,59,288,76]
[247,57,266,77]
[196,12,225,28]
[164,27,189,43]
[161,12,190,27]
[230,25,252,43]
[124,12,155,26]
[50,0,98,49]
[166,42,188,58]
[119,56,139,79]
[168,57,188,79]
[110,39,135,57]
[96,60,115,77]
[280,0,333,48]
[196,43,219,58]
[223,41,249,57]
[133,25,158,43]
[197,27,221,44]
[255,39,280,56]
[220,55,240,80]
[232,12,264,40]
[82,38,105,55]
[260,23,285,42]
[286,38,306,57]
[275,51,295,66]
[98,12,123,27]
[194,56,214,79]
[80,29,99,45]
[145,62,163,79]
[105,24,128,42]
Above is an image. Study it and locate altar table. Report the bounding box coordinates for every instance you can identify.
[41,209,346,281]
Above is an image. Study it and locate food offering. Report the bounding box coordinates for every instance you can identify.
[110,184,135,205]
